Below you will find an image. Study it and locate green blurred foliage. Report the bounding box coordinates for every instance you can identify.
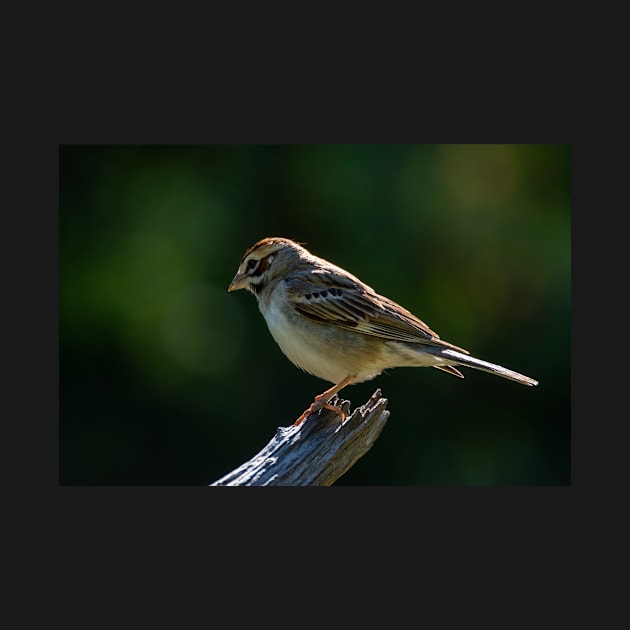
[60,144,570,485]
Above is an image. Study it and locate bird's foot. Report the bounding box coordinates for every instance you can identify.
[293,393,345,426]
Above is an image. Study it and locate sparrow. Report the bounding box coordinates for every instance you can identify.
[229,237,538,426]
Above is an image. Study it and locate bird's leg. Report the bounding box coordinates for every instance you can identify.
[293,375,355,426]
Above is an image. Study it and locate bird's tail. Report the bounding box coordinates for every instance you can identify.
[435,348,539,387]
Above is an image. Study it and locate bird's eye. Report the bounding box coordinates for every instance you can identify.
[247,259,258,270]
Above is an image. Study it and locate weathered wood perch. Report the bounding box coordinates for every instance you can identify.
[210,389,390,486]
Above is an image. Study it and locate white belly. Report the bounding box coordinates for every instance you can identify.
[260,297,354,384]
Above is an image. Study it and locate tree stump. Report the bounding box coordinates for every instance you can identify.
[210,389,390,486]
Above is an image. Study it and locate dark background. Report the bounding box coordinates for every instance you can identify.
[60,144,570,485]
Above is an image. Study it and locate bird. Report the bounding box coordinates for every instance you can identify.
[228,237,538,426]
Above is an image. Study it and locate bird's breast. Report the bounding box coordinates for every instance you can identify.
[258,291,374,384]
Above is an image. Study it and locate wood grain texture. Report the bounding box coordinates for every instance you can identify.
[210,389,390,486]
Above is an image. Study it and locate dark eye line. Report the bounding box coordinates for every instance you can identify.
[250,253,276,278]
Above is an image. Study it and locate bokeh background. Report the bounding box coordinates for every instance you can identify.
[60,144,570,485]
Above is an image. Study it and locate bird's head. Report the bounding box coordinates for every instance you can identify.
[228,237,309,296]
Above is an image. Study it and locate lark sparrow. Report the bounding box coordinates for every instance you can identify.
[229,237,538,426]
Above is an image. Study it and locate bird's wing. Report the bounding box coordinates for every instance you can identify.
[285,270,469,354]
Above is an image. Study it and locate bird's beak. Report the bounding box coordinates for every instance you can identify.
[228,272,248,292]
